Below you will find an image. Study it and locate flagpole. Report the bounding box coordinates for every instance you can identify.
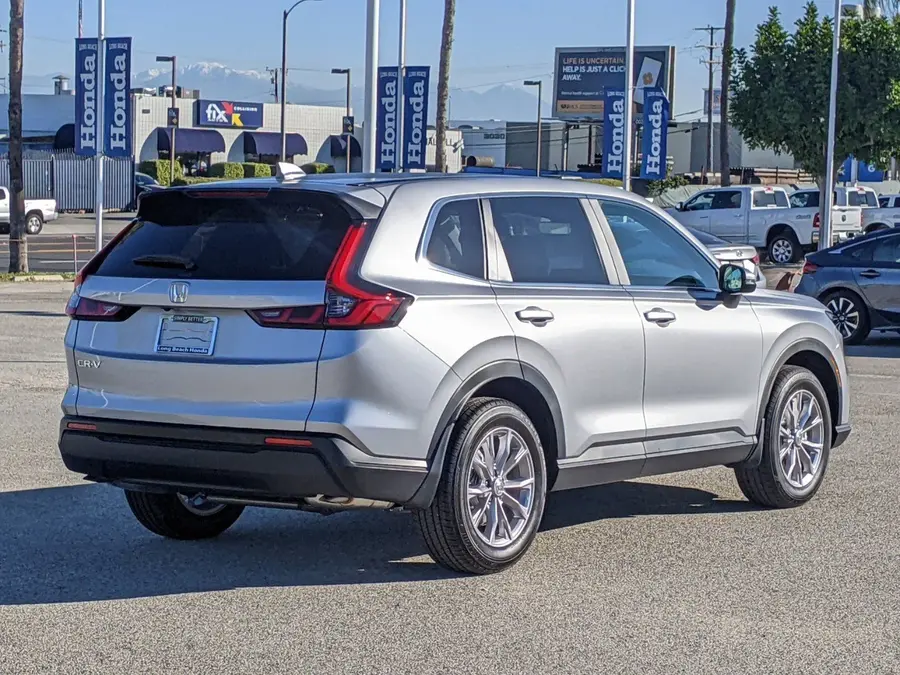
[622,0,636,192]
[94,0,105,253]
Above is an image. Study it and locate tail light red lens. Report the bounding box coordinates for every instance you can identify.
[813,213,821,229]
[802,260,818,275]
[751,254,760,265]
[65,296,135,321]
[248,221,412,330]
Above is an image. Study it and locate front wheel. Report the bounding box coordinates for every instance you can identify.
[25,212,43,235]
[125,490,244,540]
[767,230,801,264]
[415,398,548,575]
[735,366,832,508]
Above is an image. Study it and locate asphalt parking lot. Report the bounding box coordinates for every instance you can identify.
[1,283,898,674]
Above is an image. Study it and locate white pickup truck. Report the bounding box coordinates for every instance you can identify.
[0,186,58,235]
[666,185,861,264]
[838,185,900,233]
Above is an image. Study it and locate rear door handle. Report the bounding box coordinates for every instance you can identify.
[644,308,677,325]
[515,307,554,325]
[860,269,881,279]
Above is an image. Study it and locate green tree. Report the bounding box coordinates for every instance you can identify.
[732,3,900,189]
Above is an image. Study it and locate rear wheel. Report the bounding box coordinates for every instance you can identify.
[767,229,801,264]
[735,366,832,508]
[865,223,889,234]
[415,398,548,575]
[125,490,244,540]
[25,212,43,235]
[822,289,870,344]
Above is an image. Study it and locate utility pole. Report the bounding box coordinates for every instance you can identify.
[695,25,724,182]
[266,67,279,103]
[8,0,26,272]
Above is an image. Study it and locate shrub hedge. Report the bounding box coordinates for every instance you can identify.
[242,162,274,178]
[171,177,223,186]
[300,162,336,174]
[208,162,245,179]
[138,160,184,187]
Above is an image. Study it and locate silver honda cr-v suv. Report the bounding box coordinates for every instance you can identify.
[59,170,851,575]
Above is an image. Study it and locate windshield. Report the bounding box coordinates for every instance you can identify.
[848,190,878,207]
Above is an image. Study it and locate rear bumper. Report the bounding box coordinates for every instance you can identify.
[811,229,860,246]
[58,416,428,505]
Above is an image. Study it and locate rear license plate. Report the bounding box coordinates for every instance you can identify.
[155,315,219,355]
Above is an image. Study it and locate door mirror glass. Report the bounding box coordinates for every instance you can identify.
[718,263,755,294]
[676,201,684,211]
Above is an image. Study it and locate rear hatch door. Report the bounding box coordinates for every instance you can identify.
[71,187,361,431]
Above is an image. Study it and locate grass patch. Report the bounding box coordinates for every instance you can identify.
[0,272,75,282]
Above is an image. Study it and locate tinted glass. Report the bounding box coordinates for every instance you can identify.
[601,200,719,289]
[753,190,788,208]
[711,191,742,210]
[490,196,607,285]
[684,193,713,211]
[848,191,878,207]
[879,197,891,208]
[790,191,819,208]
[425,199,485,278]
[872,234,900,264]
[95,189,355,281]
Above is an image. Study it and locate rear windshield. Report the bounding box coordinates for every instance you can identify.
[95,189,355,281]
[752,190,788,208]
[848,190,878,207]
[687,227,726,247]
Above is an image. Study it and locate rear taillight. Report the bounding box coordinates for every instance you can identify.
[248,221,412,330]
[751,254,760,265]
[65,295,135,322]
[813,213,821,229]
[802,260,818,275]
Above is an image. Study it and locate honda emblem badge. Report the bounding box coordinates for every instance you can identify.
[169,282,190,304]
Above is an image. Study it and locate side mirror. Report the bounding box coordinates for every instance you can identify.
[677,201,685,211]
[718,263,756,294]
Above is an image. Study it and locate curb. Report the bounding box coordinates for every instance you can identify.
[9,275,68,283]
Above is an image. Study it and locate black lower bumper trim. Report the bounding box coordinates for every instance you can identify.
[833,423,852,449]
[58,416,426,505]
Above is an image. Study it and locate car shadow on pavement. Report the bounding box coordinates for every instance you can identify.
[847,335,900,359]
[0,481,754,605]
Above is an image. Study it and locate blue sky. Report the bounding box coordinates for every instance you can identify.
[8,0,836,116]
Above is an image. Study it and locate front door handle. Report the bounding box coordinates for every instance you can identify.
[860,269,881,279]
[516,307,554,325]
[644,308,677,325]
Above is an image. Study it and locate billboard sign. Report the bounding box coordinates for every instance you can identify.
[601,89,626,179]
[402,66,431,170]
[75,38,99,156]
[552,46,675,120]
[104,37,132,158]
[640,87,670,180]
[197,100,263,128]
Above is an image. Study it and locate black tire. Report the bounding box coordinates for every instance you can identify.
[24,212,43,235]
[865,223,889,234]
[821,289,870,345]
[735,366,832,508]
[124,490,244,540]
[767,228,801,264]
[415,397,548,575]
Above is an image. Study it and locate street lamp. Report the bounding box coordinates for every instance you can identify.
[622,0,636,191]
[332,68,352,173]
[156,55,177,186]
[281,0,322,162]
[524,80,543,177]
[820,0,842,251]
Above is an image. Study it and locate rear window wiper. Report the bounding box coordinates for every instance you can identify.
[131,254,198,271]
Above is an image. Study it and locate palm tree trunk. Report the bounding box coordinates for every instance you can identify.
[719,0,736,187]
[434,0,455,173]
[7,0,27,273]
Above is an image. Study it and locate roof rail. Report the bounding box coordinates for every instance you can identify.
[275,162,306,182]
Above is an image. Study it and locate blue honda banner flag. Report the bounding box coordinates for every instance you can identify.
[601,89,626,179]
[402,66,430,170]
[640,87,669,180]
[75,38,99,156]
[375,66,399,172]
[104,37,132,158]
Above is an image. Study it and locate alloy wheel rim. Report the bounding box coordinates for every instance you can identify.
[466,427,535,549]
[177,493,226,516]
[771,239,793,263]
[26,217,40,234]
[825,296,860,339]
[778,389,825,490]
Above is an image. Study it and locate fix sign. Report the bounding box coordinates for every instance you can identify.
[197,100,263,129]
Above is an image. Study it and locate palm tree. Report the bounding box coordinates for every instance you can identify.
[434,0,455,173]
[719,0,736,187]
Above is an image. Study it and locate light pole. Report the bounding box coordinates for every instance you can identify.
[396,0,407,172]
[363,0,380,173]
[524,80,543,177]
[820,0,842,251]
[281,0,321,162]
[156,56,177,186]
[623,0,636,191]
[332,68,351,172]
[95,0,106,253]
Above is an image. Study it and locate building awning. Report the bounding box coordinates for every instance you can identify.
[54,123,75,150]
[329,134,361,158]
[156,127,226,154]
[243,131,307,157]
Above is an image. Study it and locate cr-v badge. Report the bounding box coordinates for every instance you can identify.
[76,358,101,368]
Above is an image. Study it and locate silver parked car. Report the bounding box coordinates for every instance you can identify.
[684,226,767,289]
[60,171,852,575]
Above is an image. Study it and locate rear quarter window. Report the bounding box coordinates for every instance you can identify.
[95,189,357,281]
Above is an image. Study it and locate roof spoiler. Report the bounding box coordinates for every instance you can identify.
[275,162,306,182]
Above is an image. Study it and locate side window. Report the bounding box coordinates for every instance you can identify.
[489,196,608,285]
[790,191,819,209]
[879,197,890,209]
[425,199,485,279]
[846,240,874,263]
[683,192,713,211]
[600,200,719,289]
[752,190,785,208]
[0,191,6,202]
[711,190,742,210]
[872,235,900,265]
